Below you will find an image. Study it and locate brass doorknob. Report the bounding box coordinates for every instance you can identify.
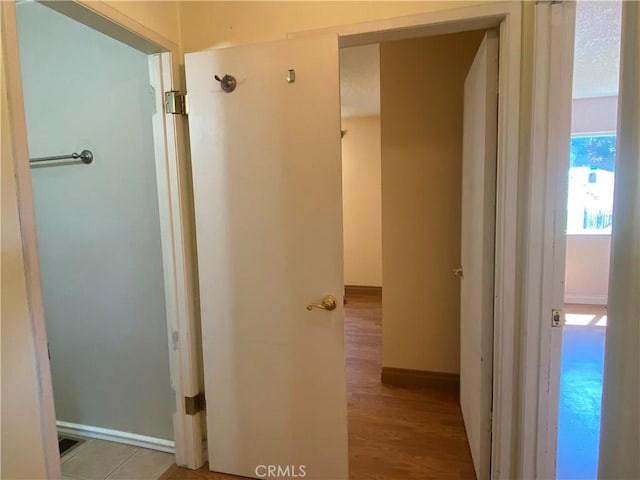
[453,266,464,278]
[306,295,338,311]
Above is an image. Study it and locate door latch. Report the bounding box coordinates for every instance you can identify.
[552,309,565,327]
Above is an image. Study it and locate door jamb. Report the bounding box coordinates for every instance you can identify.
[2,0,204,474]
[520,2,576,478]
[290,2,522,478]
[147,51,205,469]
[1,3,60,477]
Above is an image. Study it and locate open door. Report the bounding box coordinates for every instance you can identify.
[184,35,348,479]
[459,30,499,480]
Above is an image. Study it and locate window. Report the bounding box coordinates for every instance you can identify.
[566,134,616,234]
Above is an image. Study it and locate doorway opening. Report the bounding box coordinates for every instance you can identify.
[12,1,197,477]
[557,2,621,478]
[339,28,496,480]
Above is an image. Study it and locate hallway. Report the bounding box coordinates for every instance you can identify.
[344,292,475,479]
[159,292,475,479]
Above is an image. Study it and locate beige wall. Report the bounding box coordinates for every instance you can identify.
[178,1,476,51]
[1,5,54,478]
[380,31,485,374]
[564,96,617,305]
[598,4,640,476]
[1,102,50,480]
[342,116,382,287]
[106,1,181,46]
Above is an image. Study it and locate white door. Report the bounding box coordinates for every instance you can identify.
[459,30,499,480]
[185,35,348,479]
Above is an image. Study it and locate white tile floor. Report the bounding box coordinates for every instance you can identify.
[61,438,173,480]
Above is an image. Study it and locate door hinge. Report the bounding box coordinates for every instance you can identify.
[165,91,187,115]
[552,309,565,327]
[184,392,205,415]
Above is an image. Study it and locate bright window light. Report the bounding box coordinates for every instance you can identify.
[565,313,596,326]
[566,134,616,234]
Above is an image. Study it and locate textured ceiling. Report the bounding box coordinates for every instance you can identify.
[338,1,622,113]
[573,0,622,99]
[340,44,380,118]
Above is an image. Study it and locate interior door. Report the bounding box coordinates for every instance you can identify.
[185,35,348,479]
[459,30,499,480]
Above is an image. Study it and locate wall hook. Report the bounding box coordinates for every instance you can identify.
[215,74,237,93]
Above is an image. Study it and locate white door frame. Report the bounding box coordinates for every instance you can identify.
[291,3,522,478]
[1,0,204,475]
[524,3,640,479]
[520,2,576,478]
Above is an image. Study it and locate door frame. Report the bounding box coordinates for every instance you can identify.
[520,2,576,478]
[291,3,521,478]
[1,0,204,475]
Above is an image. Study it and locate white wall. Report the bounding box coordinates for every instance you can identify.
[565,96,616,305]
[16,2,173,440]
[565,235,611,304]
[341,116,382,287]
[571,96,617,134]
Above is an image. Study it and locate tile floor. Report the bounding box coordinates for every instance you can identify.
[61,438,174,480]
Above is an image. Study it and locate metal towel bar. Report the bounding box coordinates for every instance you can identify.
[29,149,93,165]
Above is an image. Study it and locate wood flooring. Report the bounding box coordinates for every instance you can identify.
[159,293,476,480]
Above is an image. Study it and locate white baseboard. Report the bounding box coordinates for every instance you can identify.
[57,421,175,454]
[564,294,608,305]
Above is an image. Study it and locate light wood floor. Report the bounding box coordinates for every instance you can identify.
[159,293,476,480]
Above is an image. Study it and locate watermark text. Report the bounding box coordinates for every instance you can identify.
[255,464,307,478]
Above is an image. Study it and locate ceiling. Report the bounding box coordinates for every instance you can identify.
[573,0,622,99]
[340,44,380,118]
[339,1,622,115]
